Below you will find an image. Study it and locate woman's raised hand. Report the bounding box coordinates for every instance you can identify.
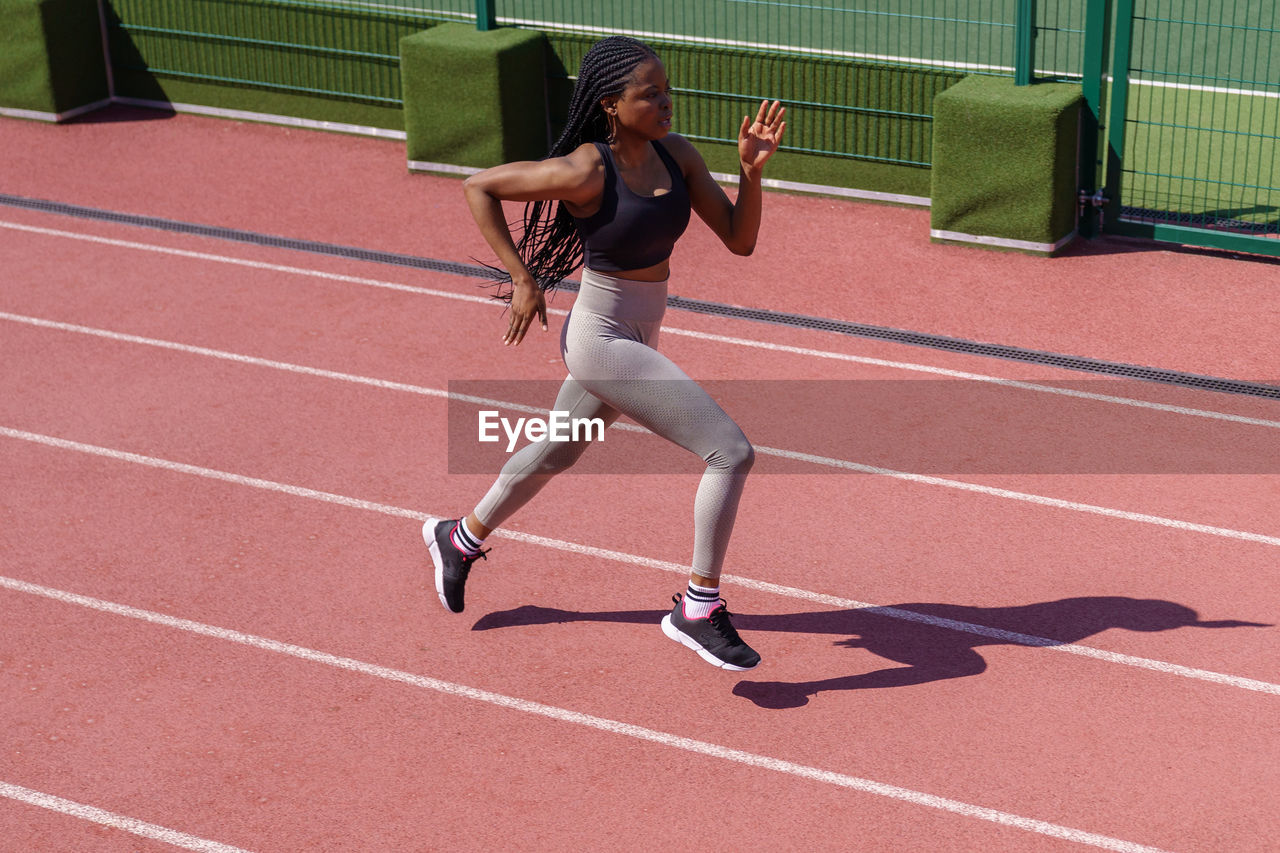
[738,100,787,175]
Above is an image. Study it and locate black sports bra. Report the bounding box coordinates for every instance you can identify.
[572,140,691,272]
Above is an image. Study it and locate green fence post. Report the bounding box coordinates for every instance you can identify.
[1014,0,1036,85]
[1078,0,1112,236]
[476,0,496,31]
[1101,0,1135,231]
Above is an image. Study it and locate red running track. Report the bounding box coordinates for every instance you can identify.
[1,107,1279,852]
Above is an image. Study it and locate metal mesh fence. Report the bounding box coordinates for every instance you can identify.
[1119,0,1280,237]
[515,1,1086,165]
[105,0,469,106]
[543,31,959,168]
[500,1,1083,78]
[102,1,1081,169]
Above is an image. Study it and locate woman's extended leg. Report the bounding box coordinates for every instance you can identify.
[473,377,621,530]
[426,375,620,614]
[565,332,760,671]
[568,338,755,582]
[557,270,759,669]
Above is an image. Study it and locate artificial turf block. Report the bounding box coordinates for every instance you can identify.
[930,75,1082,253]
[0,0,109,119]
[401,23,549,169]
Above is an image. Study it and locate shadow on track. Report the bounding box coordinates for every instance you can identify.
[68,103,177,124]
[472,597,1269,708]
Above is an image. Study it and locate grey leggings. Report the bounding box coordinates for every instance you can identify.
[473,268,754,580]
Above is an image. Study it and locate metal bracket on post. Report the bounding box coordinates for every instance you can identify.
[1078,189,1111,230]
[1078,0,1111,236]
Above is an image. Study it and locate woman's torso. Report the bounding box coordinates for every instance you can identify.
[569,140,691,281]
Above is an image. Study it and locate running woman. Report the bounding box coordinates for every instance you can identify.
[425,35,785,671]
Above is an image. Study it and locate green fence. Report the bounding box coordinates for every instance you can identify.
[99,1,1085,172]
[523,2,1085,172]
[83,1,1280,254]
[103,0,468,128]
[1082,0,1280,256]
[1116,0,1279,252]
[543,32,959,171]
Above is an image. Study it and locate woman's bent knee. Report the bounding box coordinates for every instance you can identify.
[710,434,754,472]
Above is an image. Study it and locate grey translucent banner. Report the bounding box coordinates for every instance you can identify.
[445,379,1280,475]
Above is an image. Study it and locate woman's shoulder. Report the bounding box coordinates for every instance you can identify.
[660,131,701,156]
[655,133,707,178]
[527,142,604,182]
[566,141,606,164]
[552,142,608,209]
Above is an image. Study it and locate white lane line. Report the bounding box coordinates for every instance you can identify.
[5,310,1280,552]
[3,219,1278,431]
[0,781,251,852]
[751,443,1280,549]
[0,219,497,306]
[659,326,1280,431]
[0,576,1171,853]
[1,425,1276,697]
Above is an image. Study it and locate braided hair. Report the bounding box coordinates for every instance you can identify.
[490,36,659,299]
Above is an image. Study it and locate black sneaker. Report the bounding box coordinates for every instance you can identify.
[423,518,487,613]
[661,594,760,671]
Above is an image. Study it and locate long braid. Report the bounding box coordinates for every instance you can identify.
[489,36,658,300]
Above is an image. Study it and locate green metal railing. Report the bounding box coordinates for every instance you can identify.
[541,32,959,169]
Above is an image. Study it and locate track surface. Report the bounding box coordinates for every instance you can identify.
[2,107,1278,852]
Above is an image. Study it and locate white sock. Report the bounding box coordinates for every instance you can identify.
[450,517,486,555]
[683,582,721,619]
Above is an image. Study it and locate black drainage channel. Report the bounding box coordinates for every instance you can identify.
[5,192,1278,402]
[1,193,495,280]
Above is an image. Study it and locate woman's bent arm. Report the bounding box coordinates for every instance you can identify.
[462,148,602,345]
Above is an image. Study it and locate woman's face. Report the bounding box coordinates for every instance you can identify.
[605,58,673,140]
